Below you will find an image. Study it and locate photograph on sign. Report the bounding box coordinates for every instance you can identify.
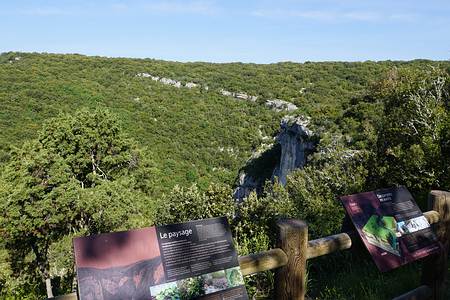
[73,227,164,299]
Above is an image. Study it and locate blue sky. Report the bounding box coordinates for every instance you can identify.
[1,0,449,63]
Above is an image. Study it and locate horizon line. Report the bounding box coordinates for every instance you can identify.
[2,50,449,65]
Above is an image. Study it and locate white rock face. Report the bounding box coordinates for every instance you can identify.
[160,77,182,88]
[220,90,259,102]
[220,89,233,97]
[235,92,249,100]
[136,72,152,78]
[185,82,198,89]
[265,99,298,112]
[159,77,172,85]
[272,116,314,185]
[136,73,203,90]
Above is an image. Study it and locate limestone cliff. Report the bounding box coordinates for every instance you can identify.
[233,115,315,199]
[271,115,315,185]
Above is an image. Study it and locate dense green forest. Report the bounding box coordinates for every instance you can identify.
[0,52,449,299]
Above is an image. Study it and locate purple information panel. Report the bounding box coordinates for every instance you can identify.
[340,187,441,272]
[74,217,248,300]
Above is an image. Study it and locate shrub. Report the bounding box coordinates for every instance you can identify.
[154,183,235,225]
[286,135,368,238]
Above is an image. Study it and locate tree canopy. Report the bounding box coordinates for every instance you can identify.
[0,108,155,297]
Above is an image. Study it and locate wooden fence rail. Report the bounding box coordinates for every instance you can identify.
[49,190,450,300]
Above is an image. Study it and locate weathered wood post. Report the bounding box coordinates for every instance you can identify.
[275,219,308,300]
[421,190,450,300]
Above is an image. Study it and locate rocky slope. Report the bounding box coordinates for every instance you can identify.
[136,72,298,112]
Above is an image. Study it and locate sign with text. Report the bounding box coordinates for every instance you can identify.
[340,186,441,272]
[73,217,248,300]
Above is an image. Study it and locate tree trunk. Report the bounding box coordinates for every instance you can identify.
[46,278,54,298]
[31,243,54,298]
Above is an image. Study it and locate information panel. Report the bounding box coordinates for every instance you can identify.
[73,217,248,300]
[340,186,441,272]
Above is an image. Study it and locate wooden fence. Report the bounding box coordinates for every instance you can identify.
[50,190,450,300]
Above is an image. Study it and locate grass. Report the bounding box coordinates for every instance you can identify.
[307,251,419,299]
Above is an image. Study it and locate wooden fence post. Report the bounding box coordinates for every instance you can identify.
[421,190,450,300]
[275,218,308,300]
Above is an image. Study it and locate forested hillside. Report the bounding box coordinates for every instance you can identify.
[0,52,449,299]
[1,53,448,194]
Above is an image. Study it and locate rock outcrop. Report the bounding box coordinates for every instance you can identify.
[136,72,152,78]
[160,77,182,88]
[233,115,314,199]
[233,172,261,200]
[220,89,258,102]
[220,89,233,97]
[136,73,187,89]
[271,115,314,185]
[185,82,198,88]
[136,73,299,112]
[265,99,298,112]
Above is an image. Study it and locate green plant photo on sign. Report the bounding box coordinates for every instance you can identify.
[154,285,181,300]
[178,277,205,300]
[226,267,245,287]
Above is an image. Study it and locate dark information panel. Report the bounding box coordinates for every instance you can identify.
[340,186,441,272]
[74,217,248,300]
